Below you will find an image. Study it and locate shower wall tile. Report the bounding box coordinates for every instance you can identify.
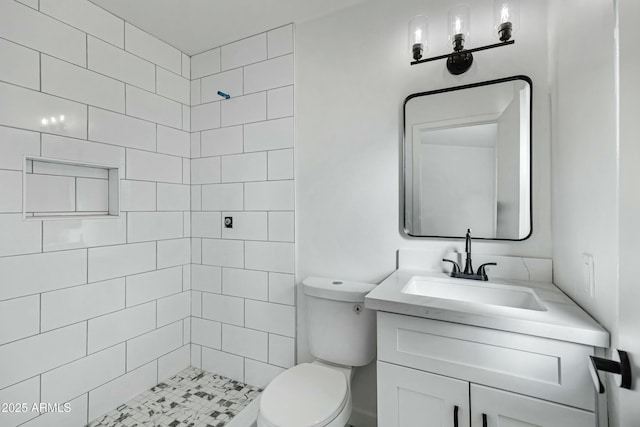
[189,27,295,386]
[191,317,222,349]
[0,7,192,424]
[201,348,244,383]
[201,238,244,268]
[201,68,244,102]
[202,183,244,211]
[88,107,156,151]
[40,0,125,48]
[126,149,183,184]
[0,171,24,213]
[157,238,191,268]
[0,38,40,90]
[221,152,267,183]
[88,36,155,92]
[243,54,293,94]
[267,85,294,119]
[157,183,191,211]
[158,345,191,381]
[244,117,294,152]
[42,134,126,171]
[125,23,182,74]
[120,180,157,212]
[202,292,244,326]
[0,295,40,346]
[88,361,158,422]
[0,1,86,66]
[191,101,221,131]
[0,377,40,426]
[267,25,294,59]
[220,91,266,127]
[245,241,295,273]
[43,216,127,252]
[221,267,268,301]
[41,55,125,113]
[126,267,183,307]
[0,126,40,170]
[200,126,244,157]
[87,302,156,354]
[268,273,295,306]
[268,334,295,369]
[125,85,183,129]
[221,33,267,71]
[0,81,88,138]
[182,54,191,79]
[157,67,190,105]
[88,242,156,282]
[191,48,221,79]
[41,278,126,331]
[0,323,86,390]
[21,395,88,427]
[157,291,191,327]
[245,300,295,337]
[244,359,285,389]
[41,343,126,405]
[157,125,191,158]
[191,156,221,184]
[126,321,183,371]
[221,324,267,362]
[0,250,88,301]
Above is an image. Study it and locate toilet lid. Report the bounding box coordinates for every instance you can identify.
[260,363,348,427]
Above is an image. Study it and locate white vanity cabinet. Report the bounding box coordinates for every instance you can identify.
[376,312,600,427]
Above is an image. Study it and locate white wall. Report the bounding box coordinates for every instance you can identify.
[188,25,297,388]
[0,2,192,426]
[295,0,551,424]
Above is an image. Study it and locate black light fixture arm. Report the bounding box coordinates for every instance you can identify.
[410,40,515,66]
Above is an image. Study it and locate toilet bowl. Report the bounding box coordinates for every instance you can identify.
[256,277,376,427]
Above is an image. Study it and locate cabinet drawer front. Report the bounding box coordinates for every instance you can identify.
[470,384,595,427]
[378,361,470,427]
[377,312,595,410]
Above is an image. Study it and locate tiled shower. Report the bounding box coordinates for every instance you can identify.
[0,1,294,426]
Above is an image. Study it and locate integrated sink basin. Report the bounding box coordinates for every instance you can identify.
[401,276,546,311]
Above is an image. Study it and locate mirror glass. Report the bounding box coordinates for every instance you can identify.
[403,76,532,240]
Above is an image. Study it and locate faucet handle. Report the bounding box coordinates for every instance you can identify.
[442,259,461,274]
[477,263,497,281]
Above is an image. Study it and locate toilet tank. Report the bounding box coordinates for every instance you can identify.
[302,277,377,367]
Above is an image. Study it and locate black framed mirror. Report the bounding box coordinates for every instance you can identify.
[403,75,532,240]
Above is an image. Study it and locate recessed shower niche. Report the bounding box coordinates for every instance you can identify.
[23,156,120,220]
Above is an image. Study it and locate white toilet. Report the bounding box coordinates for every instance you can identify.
[257,277,377,427]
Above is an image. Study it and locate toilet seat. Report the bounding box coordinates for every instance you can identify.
[259,363,349,427]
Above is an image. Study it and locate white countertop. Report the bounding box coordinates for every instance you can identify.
[365,269,610,348]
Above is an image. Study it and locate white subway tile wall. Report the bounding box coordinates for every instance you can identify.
[190,24,295,387]
[0,2,192,427]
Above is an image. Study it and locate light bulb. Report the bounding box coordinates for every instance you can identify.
[50,116,57,124]
[41,118,48,126]
[494,0,519,41]
[408,15,429,61]
[59,115,65,122]
[448,5,470,51]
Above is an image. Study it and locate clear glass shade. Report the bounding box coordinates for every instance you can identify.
[408,15,429,55]
[448,4,471,46]
[494,0,520,31]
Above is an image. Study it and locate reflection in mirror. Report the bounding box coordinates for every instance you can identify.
[403,76,531,240]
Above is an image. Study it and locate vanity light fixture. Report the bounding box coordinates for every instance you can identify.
[410,0,518,75]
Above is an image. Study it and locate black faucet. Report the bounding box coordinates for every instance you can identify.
[442,229,497,281]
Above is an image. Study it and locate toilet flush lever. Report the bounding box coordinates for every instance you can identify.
[588,349,632,393]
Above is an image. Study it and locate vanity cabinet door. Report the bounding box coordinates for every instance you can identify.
[378,361,470,427]
[470,385,596,427]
